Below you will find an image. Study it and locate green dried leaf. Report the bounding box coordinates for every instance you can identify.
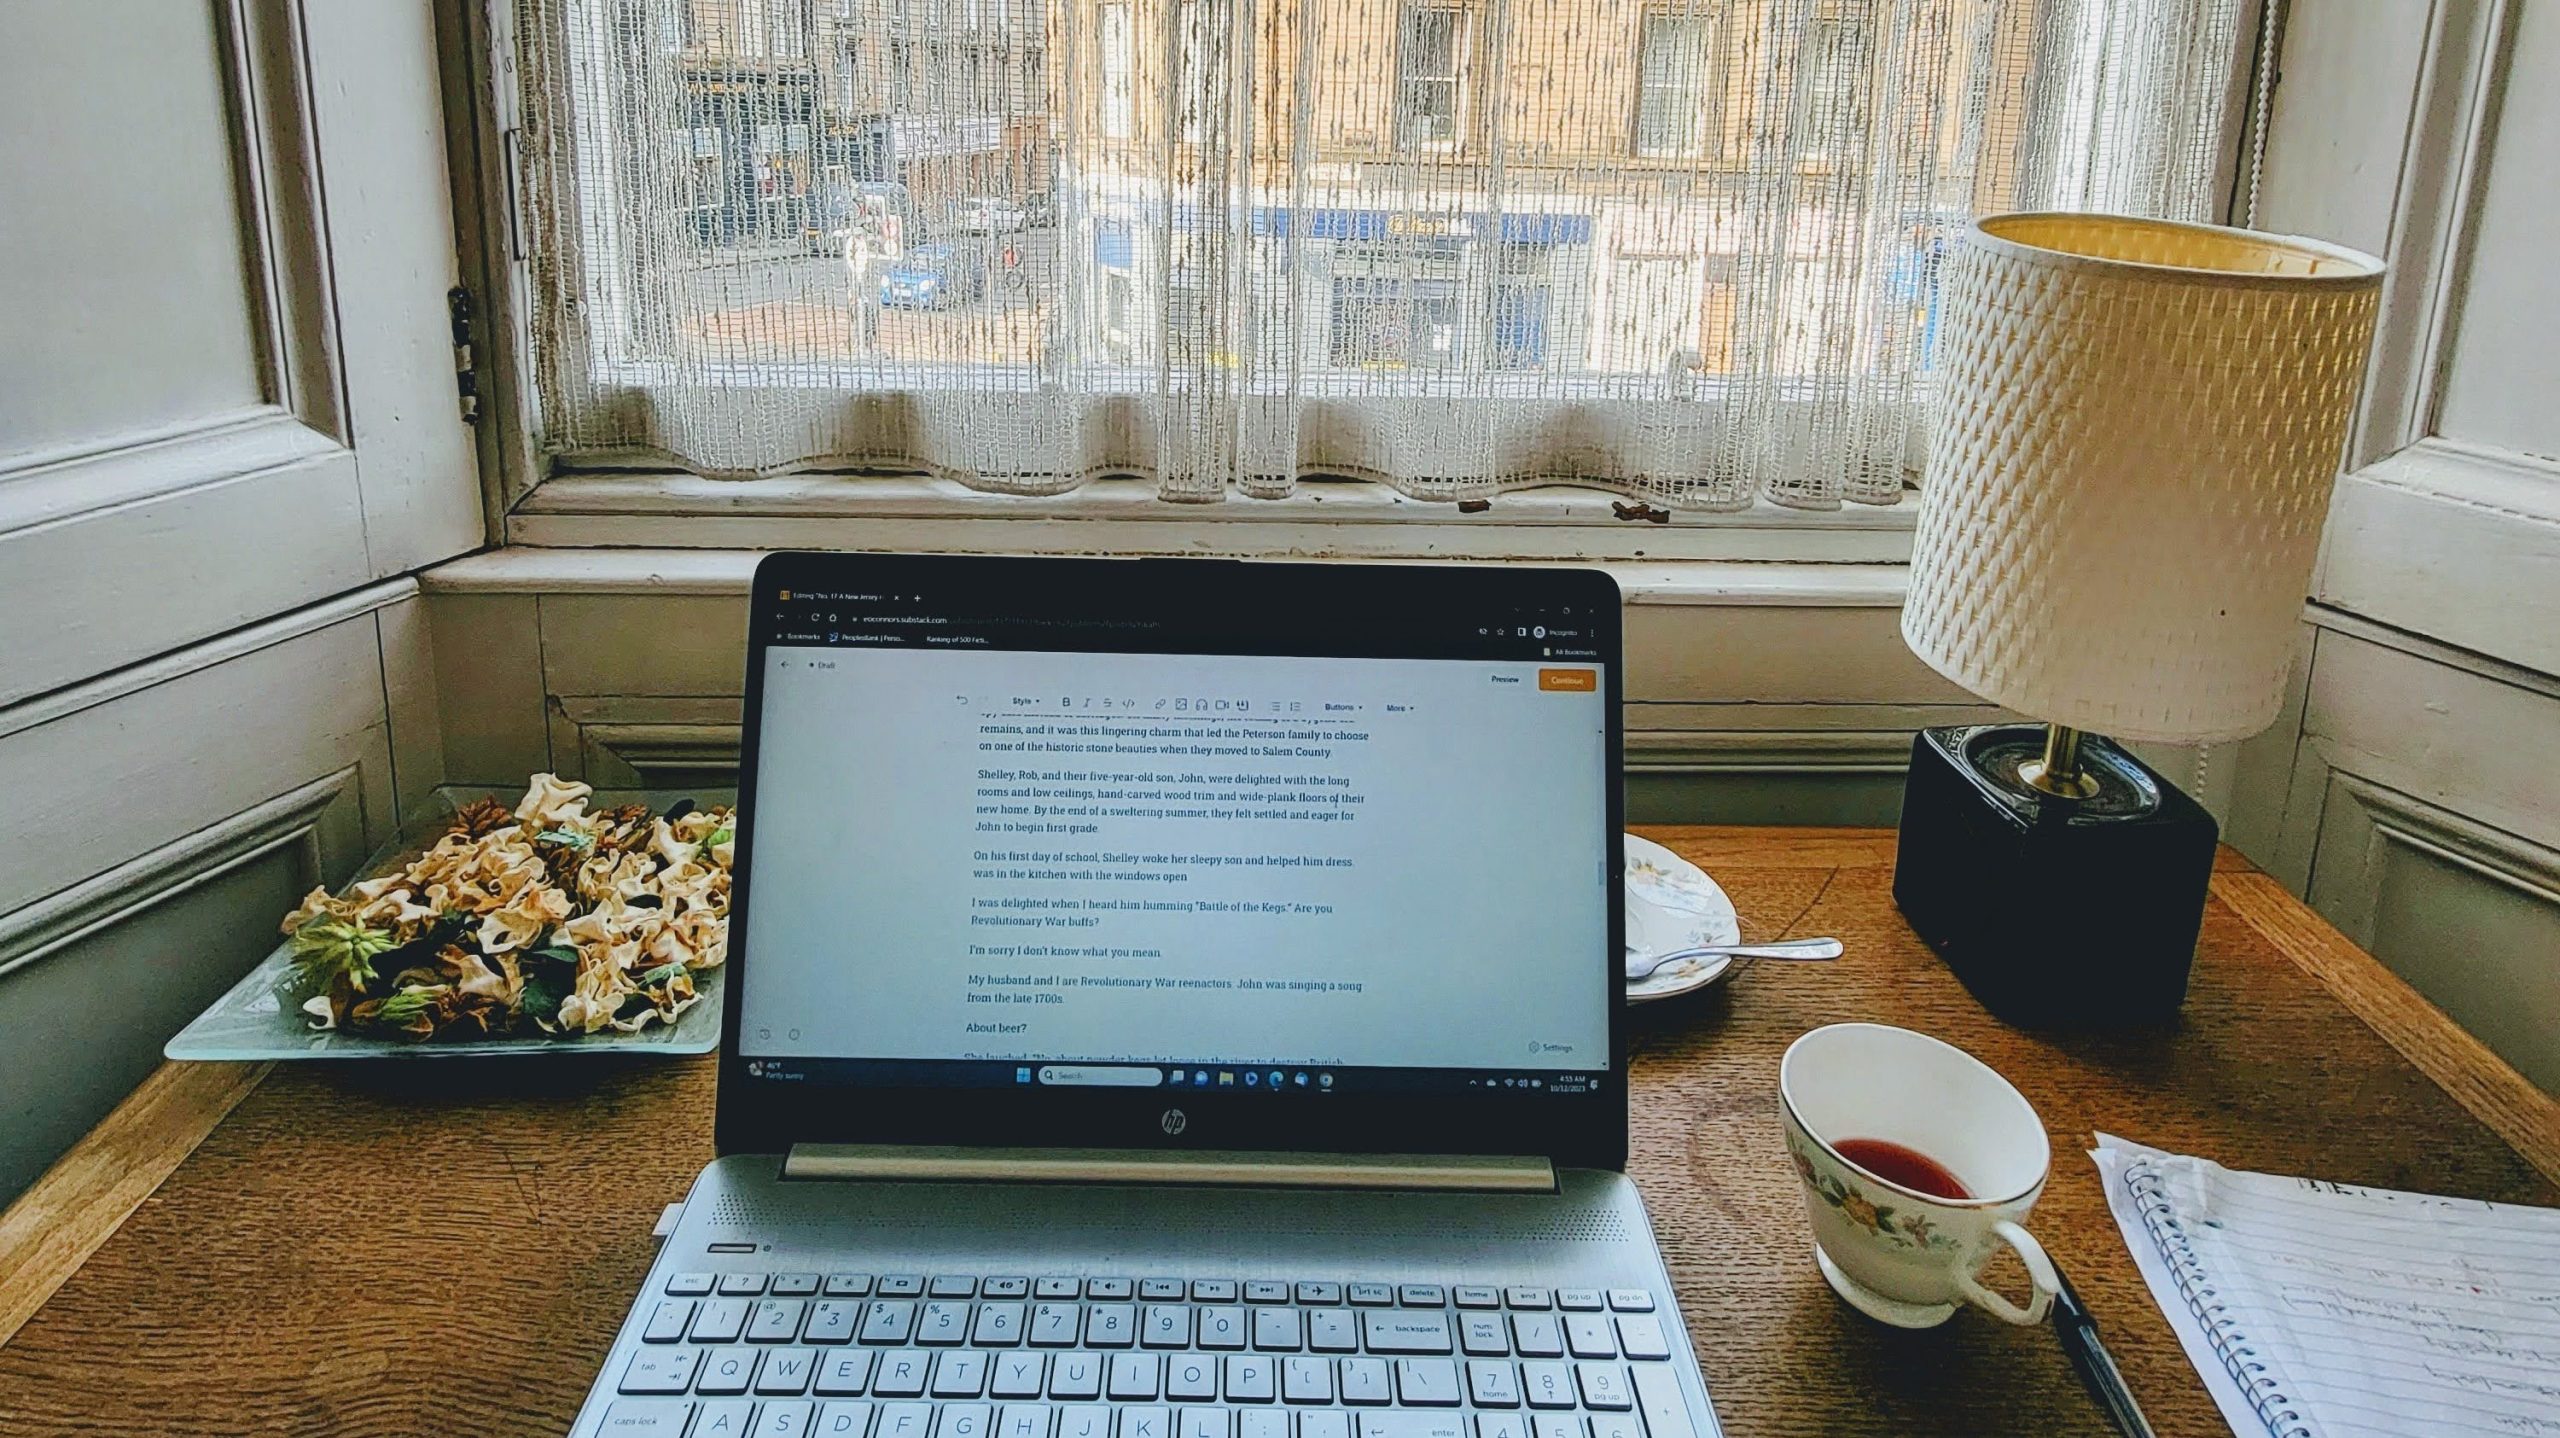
[287,918,397,989]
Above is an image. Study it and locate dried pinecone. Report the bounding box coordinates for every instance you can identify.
[447,797,516,840]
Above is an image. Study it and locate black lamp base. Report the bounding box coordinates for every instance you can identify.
[1891,725,2218,1028]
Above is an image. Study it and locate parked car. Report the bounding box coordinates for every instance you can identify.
[877,243,986,310]
[950,195,1027,234]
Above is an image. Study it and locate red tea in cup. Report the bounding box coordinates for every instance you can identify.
[1833,1137,1972,1201]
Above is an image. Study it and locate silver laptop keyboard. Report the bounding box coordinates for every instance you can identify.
[599,1274,1695,1438]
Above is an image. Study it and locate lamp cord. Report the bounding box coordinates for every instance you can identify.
[2242,0,2284,229]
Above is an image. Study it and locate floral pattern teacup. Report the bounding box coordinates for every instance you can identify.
[1779,1023,2060,1328]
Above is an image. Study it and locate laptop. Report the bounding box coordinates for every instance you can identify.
[569,553,1724,1438]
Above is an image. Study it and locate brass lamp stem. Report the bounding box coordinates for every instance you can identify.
[2019,723,2101,800]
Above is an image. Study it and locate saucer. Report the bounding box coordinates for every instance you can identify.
[1814,1244,1960,1329]
[1625,833,1743,1005]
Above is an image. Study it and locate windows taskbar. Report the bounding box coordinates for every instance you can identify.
[737,1057,1605,1096]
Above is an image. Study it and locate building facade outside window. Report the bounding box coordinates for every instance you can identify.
[1396,4,1466,149]
[1634,11,1718,160]
[1100,2,1135,142]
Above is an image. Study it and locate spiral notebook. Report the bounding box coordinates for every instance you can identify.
[2093,1134,2560,1438]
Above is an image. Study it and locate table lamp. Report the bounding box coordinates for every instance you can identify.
[1892,213,2384,1027]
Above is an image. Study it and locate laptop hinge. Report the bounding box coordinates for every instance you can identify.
[780,1145,1558,1193]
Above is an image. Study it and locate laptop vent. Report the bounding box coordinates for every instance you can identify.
[696,1196,1629,1244]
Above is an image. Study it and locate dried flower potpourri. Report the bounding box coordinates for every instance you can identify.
[277,775,733,1039]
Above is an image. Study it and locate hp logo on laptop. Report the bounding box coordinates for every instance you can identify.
[1160,1108,1188,1136]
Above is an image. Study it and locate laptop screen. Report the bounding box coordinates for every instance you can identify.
[730,568,1613,1105]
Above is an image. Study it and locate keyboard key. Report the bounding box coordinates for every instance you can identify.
[1474,1417,1528,1438]
[1110,1353,1162,1401]
[1393,1359,1461,1406]
[1562,1316,1615,1360]
[1556,1291,1604,1313]
[1588,1417,1641,1438]
[935,1350,992,1397]
[920,1301,973,1345]
[1604,1291,1652,1314]
[1251,1308,1303,1352]
[1029,1304,1080,1347]
[1196,1306,1247,1350]
[1347,1284,1394,1307]
[1614,1316,1669,1362]
[722,1274,772,1297]
[1295,1282,1342,1305]
[985,1278,1033,1299]
[862,1301,918,1345]
[1240,1412,1288,1438]
[877,1403,937,1438]
[1355,1415,1465,1438]
[1224,1354,1276,1402]
[873,1352,930,1398]
[1628,1366,1695,1438]
[754,1400,817,1437]
[827,1275,877,1298]
[933,1276,981,1298]
[817,1402,878,1438]
[1087,1304,1138,1347]
[1118,1408,1172,1438]
[1301,1415,1350,1438]
[1166,1353,1219,1402]
[975,1302,1028,1347]
[1245,1281,1290,1304]
[1458,1315,1508,1357]
[693,1299,752,1344]
[1058,1407,1112,1438]
[666,1273,716,1297]
[808,1301,861,1344]
[1338,1358,1392,1405]
[1503,1289,1552,1311]
[1530,1419,1581,1438]
[1281,1355,1334,1404]
[1178,1409,1228,1438]
[1360,1312,1454,1354]
[1144,1305,1192,1348]
[815,1349,877,1396]
[1452,1288,1500,1310]
[1307,1310,1358,1353]
[1049,1353,1104,1400]
[761,1348,821,1395]
[1037,1279,1083,1300]
[776,1274,824,1297]
[1520,1363,1575,1410]
[699,1400,759,1438]
[1509,1315,1563,1359]
[880,1277,927,1299]
[1141,1279,1187,1301]
[939,1405,993,1438]
[752,1299,810,1343]
[1088,1279,1135,1301]
[1468,1361,1521,1408]
[697,1347,758,1396]
[990,1352,1048,1399]
[1575,1365,1632,1411]
[1398,1286,1446,1308]
[644,1300,696,1343]
[1192,1280,1238,1303]
[619,1347,701,1395]
[600,1398,695,1434]
[995,1405,1052,1438]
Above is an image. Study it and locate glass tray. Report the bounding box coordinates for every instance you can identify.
[166,785,733,1062]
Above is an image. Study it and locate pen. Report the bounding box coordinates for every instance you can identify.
[2053,1264,2158,1438]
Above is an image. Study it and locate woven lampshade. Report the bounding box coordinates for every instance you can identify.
[1902,213,2385,744]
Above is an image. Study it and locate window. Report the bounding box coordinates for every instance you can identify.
[1100,2,1135,142]
[1634,11,1718,159]
[1396,5,1466,149]
[761,0,808,60]
[512,0,2256,509]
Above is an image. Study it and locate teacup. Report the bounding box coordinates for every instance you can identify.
[1778,1022,2059,1328]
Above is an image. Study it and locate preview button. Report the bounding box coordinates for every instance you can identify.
[1538,668,1597,692]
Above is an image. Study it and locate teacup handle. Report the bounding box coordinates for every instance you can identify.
[1955,1219,2059,1326]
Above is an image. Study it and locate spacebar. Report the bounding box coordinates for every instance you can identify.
[1355,1416,1467,1438]
[1629,1363,1697,1438]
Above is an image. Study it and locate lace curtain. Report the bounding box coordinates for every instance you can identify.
[514,0,2249,508]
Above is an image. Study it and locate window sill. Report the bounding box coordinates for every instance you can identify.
[506,471,1918,568]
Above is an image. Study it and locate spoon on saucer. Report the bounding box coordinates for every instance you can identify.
[1624,936,1844,981]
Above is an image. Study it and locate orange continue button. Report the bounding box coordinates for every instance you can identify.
[1538,668,1597,692]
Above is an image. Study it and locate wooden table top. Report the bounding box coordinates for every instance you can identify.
[3,827,2556,1437]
